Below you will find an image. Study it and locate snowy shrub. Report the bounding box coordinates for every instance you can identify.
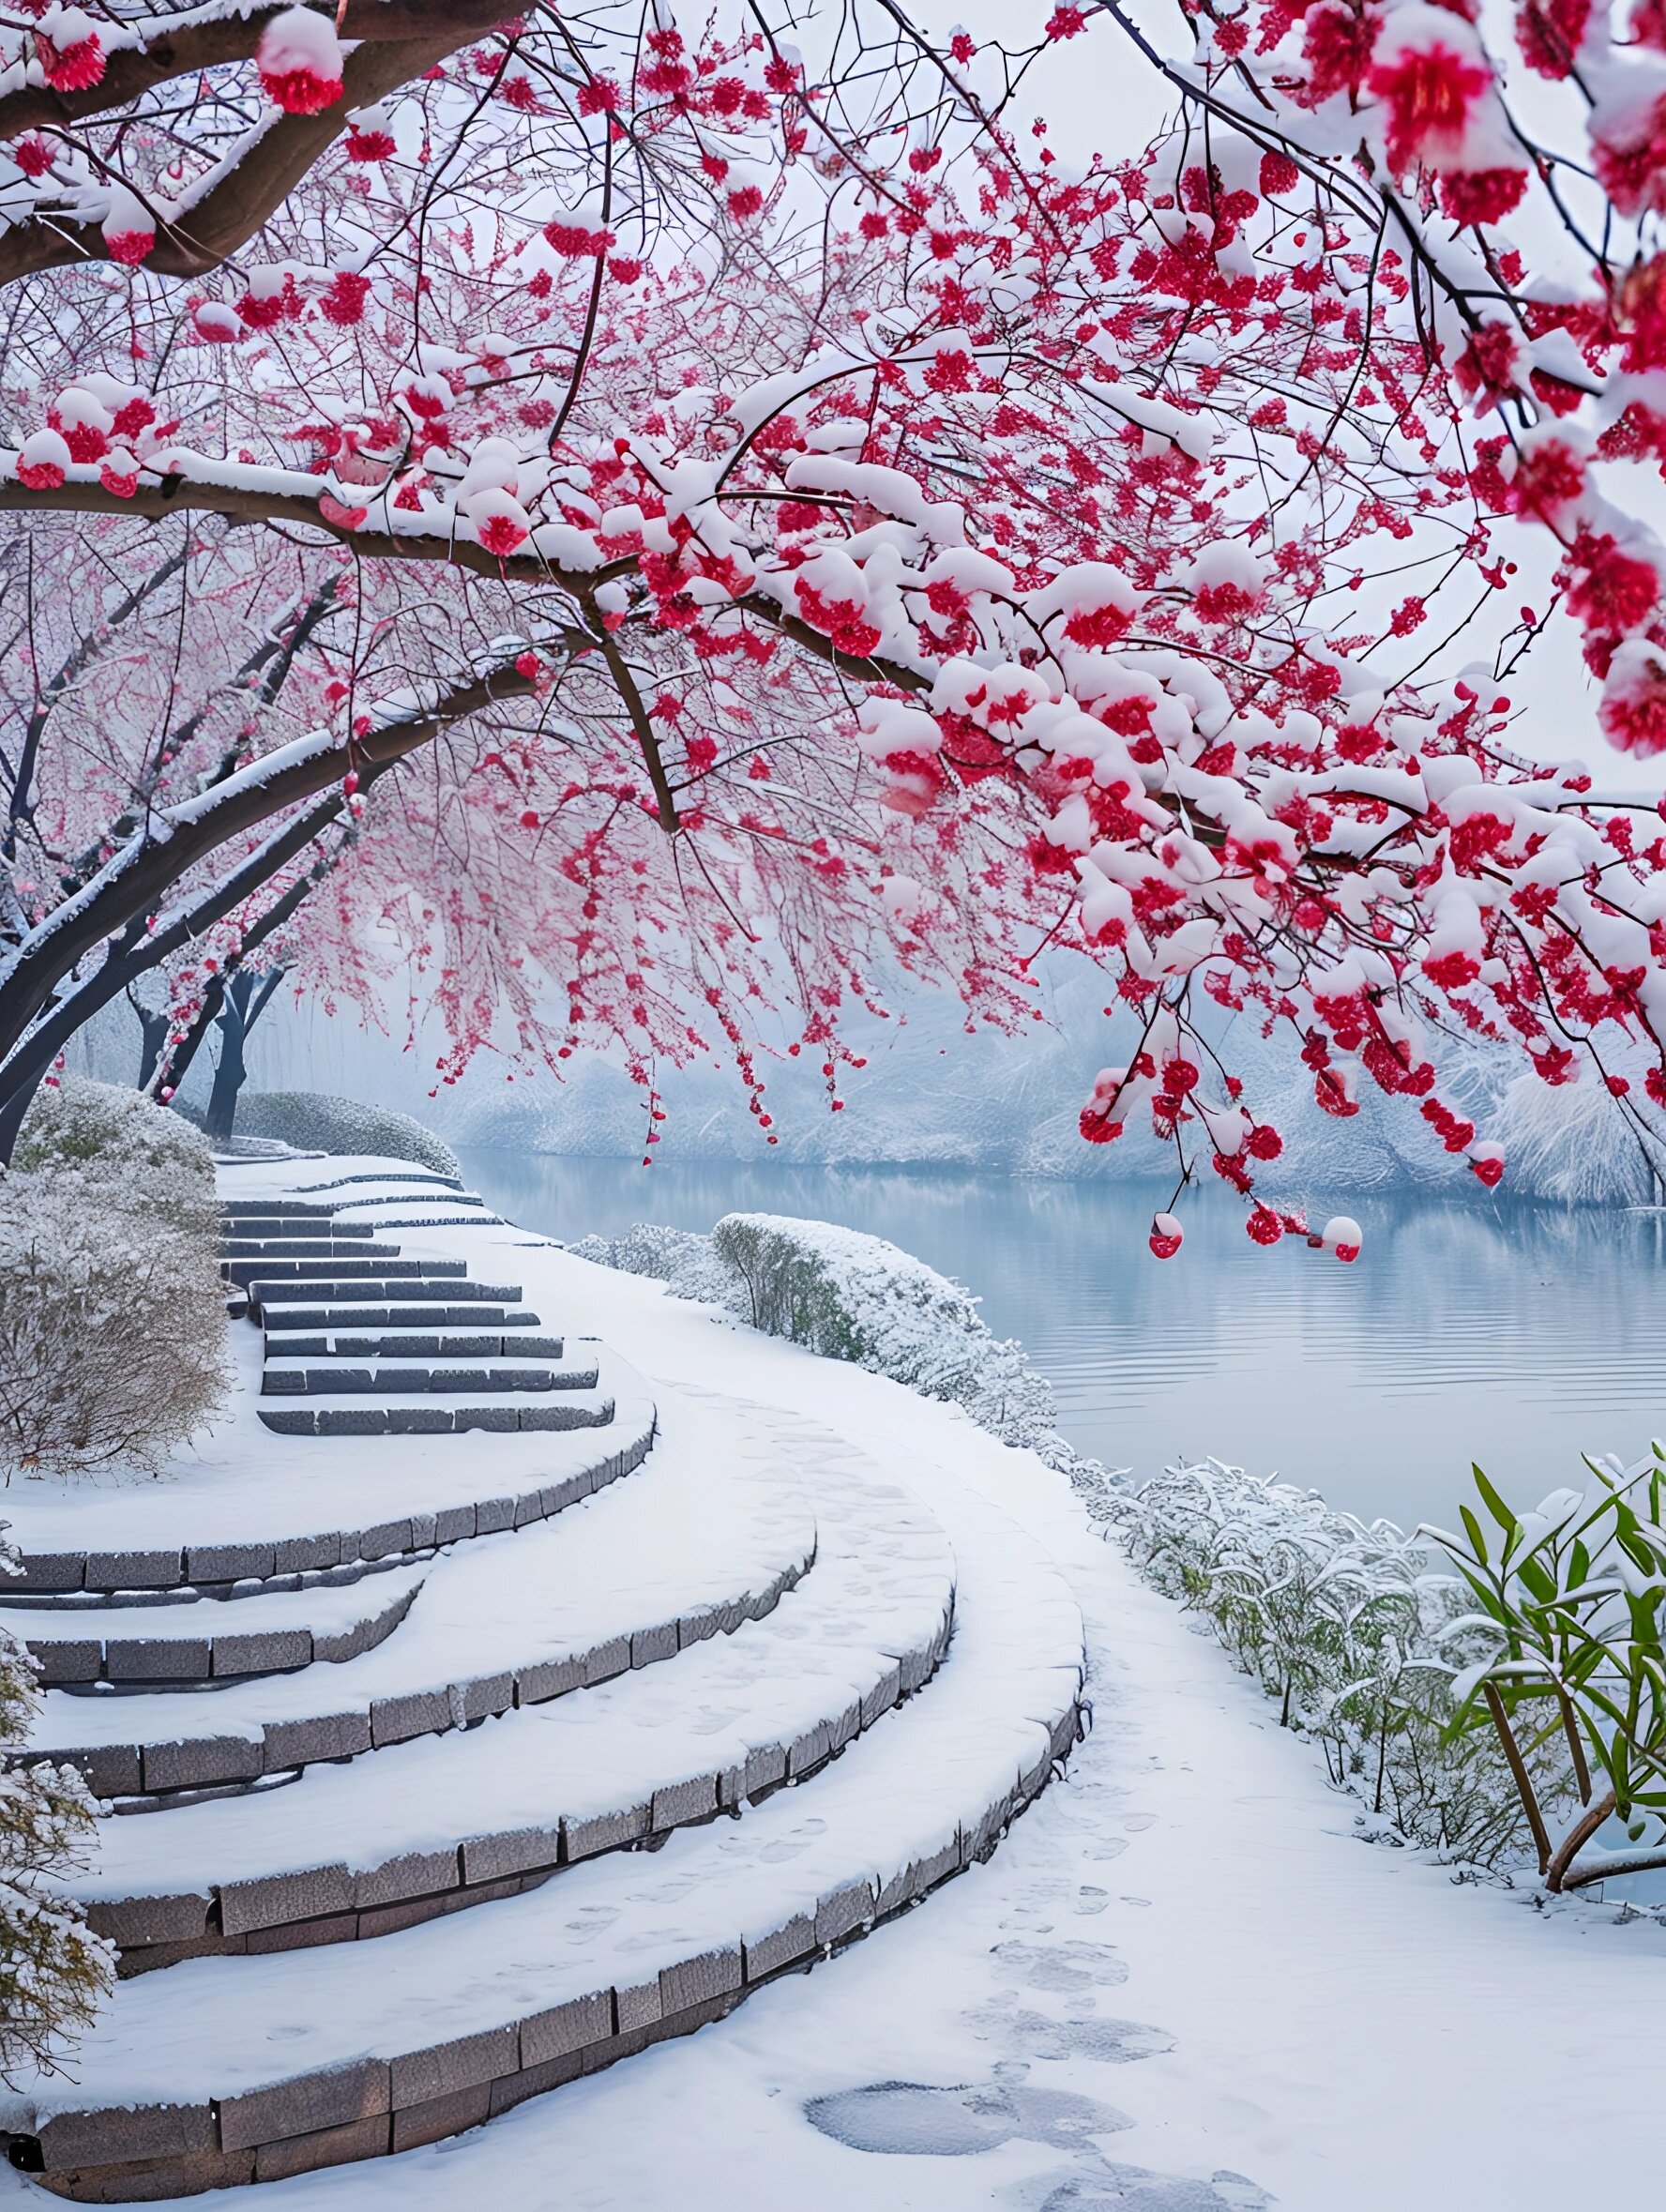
[1487,1070,1665,1206]
[16,1076,217,1239]
[568,1223,742,1311]
[0,1549,112,2074]
[1102,1459,1545,1869]
[230,1091,461,1179]
[711,1213,1065,1453]
[0,1174,229,1480]
[579,1210,1083,1468]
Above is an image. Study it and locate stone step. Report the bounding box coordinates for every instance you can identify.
[0,1566,428,1689]
[239,1258,464,1285]
[220,1203,337,1220]
[262,1331,566,1362]
[2,1457,1083,2198]
[260,1358,600,1399]
[284,1172,464,1194]
[83,1413,955,1970]
[6,1352,655,1597]
[253,1279,523,1312]
[219,1220,381,1241]
[221,1239,403,1261]
[256,1388,615,1439]
[258,1302,543,1335]
[12,1401,812,1803]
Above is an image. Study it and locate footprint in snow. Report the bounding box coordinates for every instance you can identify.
[804,2079,1132,2159]
[992,1939,1130,1992]
[962,2002,1174,2066]
[1030,2168,1271,2211]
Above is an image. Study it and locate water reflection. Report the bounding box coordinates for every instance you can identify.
[458,1149,1666,1531]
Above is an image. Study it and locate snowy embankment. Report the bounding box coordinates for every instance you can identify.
[4,1162,1661,2209]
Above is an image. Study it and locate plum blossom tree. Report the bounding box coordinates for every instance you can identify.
[6,0,1666,1250]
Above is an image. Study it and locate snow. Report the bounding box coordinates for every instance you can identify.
[74,1401,953,1916]
[22,1386,809,1760]
[0,1322,654,1558]
[5,1155,1663,2205]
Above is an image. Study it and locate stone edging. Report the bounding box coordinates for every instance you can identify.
[99,1593,955,1975]
[9,1695,1083,2203]
[8,1413,657,1599]
[15,1523,810,1806]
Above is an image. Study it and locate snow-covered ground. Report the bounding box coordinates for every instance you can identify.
[8,1174,1660,2209]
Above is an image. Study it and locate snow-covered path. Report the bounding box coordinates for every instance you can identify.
[9,1180,1660,2207]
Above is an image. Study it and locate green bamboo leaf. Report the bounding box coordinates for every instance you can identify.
[1459,1504,1490,1567]
[1471,1465,1518,1537]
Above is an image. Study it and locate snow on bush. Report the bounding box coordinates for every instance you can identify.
[574,1211,1085,1469]
[1094,1457,1557,1871]
[1487,1068,1666,1206]
[229,1092,461,1179]
[568,1222,741,1311]
[16,1076,217,1239]
[2,1079,227,1480]
[0,1175,229,1481]
[0,1538,112,2071]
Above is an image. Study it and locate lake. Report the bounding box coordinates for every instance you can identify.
[457,1150,1666,1534]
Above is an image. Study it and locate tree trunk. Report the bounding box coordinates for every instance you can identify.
[136,1008,170,1091]
[204,974,254,1144]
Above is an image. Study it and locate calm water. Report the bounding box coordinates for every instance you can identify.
[458,1150,1666,1532]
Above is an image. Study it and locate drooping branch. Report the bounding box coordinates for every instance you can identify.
[0,660,536,1078]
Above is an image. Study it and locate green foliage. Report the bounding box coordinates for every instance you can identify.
[1428,1451,1666,1890]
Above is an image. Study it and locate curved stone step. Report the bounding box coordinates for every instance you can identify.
[80,1408,956,1970]
[258,1300,544,1336]
[256,1386,614,1439]
[6,1351,655,1598]
[232,1259,466,1292]
[220,1224,383,1243]
[13,1401,815,1802]
[0,1564,429,1689]
[251,1277,510,1316]
[0,1454,1083,2199]
[263,1330,567,1361]
[260,1356,599,1398]
[278,1173,465,1195]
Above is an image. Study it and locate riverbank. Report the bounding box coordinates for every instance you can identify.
[456,1146,1666,1530]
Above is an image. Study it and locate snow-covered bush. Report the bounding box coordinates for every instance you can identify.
[0,1546,112,2074]
[568,1223,742,1311]
[1101,1459,1545,1869]
[0,1174,229,1480]
[16,1077,217,1240]
[1486,1071,1665,1207]
[578,1211,1082,1469]
[229,1092,461,1179]
[712,1213,1063,1452]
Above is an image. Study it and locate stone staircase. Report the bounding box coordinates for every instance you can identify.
[0,1163,1085,2202]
